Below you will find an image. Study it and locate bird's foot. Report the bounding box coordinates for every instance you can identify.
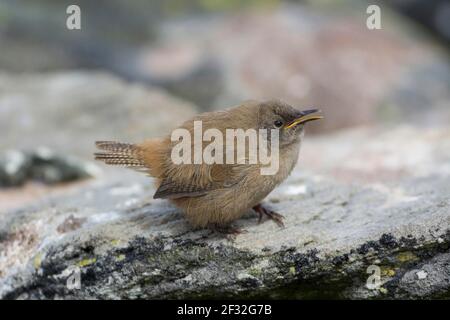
[209,224,247,240]
[253,204,285,228]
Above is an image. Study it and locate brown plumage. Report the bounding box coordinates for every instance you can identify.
[95,100,322,234]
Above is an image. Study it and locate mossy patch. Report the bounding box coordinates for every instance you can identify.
[33,253,42,269]
[115,254,126,262]
[380,266,396,277]
[77,257,97,267]
[289,266,296,275]
[396,251,418,263]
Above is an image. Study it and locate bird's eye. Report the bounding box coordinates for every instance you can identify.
[274,120,283,127]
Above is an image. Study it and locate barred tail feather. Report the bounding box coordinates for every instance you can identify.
[94,141,146,168]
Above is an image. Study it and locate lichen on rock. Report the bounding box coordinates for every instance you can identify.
[1,125,449,299]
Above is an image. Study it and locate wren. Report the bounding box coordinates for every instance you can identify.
[95,99,323,235]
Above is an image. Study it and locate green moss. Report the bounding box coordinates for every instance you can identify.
[289,266,296,275]
[379,287,388,295]
[247,267,262,277]
[396,251,418,263]
[147,246,217,274]
[116,254,126,262]
[33,253,42,269]
[380,266,396,277]
[77,257,97,267]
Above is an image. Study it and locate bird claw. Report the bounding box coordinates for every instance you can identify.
[253,204,285,228]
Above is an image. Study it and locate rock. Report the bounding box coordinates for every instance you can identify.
[389,0,450,43]
[2,2,448,133]
[0,148,96,187]
[392,253,450,299]
[0,125,449,299]
[0,150,30,187]
[0,71,198,159]
[137,4,450,131]
[0,0,159,72]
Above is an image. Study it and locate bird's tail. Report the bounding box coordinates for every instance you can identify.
[94,141,146,168]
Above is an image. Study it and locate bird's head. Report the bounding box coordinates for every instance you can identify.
[257,100,323,147]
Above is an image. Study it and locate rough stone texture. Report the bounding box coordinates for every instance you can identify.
[0,148,97,187]
[392,252,450,299]
[0,125,449,299]
[1,1,448,300]
[0,71,197,159]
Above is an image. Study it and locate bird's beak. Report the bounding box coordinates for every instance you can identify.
[284,109,323,129]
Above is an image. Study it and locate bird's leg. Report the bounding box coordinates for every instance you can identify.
[252,204,285,227]
[209,223,247,240]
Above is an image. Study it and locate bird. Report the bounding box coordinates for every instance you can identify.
[94,99,323,235]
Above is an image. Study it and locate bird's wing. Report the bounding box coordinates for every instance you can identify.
[152,104,259,200]
[153,163,249,199]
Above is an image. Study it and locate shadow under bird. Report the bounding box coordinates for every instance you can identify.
[95,100,323,235]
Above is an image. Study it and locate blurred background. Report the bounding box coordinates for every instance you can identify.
[0,0,449,210]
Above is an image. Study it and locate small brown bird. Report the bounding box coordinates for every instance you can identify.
[95,100,322,234]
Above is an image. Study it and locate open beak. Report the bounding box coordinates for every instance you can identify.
[284,109,323,129]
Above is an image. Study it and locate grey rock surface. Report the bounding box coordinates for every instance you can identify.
[0,125,449,299]
[0,148,96,187]
[393,252,450,299]
[0,71,197,159]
